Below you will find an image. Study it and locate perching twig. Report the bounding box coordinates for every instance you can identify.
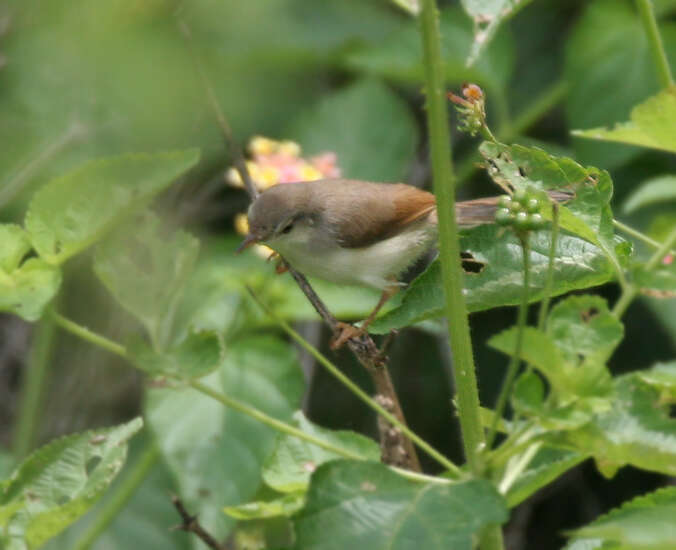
[171,496,226,550]
[176,16,421,472]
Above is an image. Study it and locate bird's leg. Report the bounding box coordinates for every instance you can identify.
[330,283,399,350]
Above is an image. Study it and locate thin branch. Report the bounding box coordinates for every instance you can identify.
[174,16,422,472]
[636,0,674,89]
[171,496,226,550]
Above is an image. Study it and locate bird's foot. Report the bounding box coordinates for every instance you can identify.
[330,322,365,350]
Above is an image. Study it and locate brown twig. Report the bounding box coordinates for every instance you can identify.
[175,16,421,472]
[171,495,226,550]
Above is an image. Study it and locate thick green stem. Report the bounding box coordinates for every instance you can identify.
[248,290,462,477]
[613,224,676,318]
[636,0,674,89]
[52,312,127,358]
[13,314,57,459]
[486,234,531,449]
[420,0,485,474]
[73,443,160,550]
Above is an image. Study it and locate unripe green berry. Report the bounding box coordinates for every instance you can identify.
[495,207,513,226]
[528,213,544,229]
[497,195,511,209]
[525,198,539,213]
[508,200,522,213]
[513,188,528,204]
[514,211,529,230]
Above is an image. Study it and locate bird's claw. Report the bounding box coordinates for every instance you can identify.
[330,322,365,350]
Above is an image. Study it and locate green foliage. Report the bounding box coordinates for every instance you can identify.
[390,0,420,15]
[94,213,200,350]
[290,78,418,182]
[566,486,676,550]
[24,150,199,265]
[293,461,508,550]
[565,0,676,167]
[145,335,304,545]
[573,88,676,154]
[262,412,380,493]
[225,493,306,521]
[623,175,676,213]
[345,7,515,95]
[460,0,535,66]
[0,418,142,550]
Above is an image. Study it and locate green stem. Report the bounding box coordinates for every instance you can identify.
[613,219,676,254]
[486,234,531,449]
[420,0,485,475]
[537,204,560,331]
[636,0,674,89]
[247,290,462,477]
[613,223,676,318]
[13,313,57,459]
[457,80,568,184]
[73,443,161,550]
[52,313,373,463]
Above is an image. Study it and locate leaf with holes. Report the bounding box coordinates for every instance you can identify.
[0,224,61,322]
[566,486,676,550]
[94,213,199,350]
[461,0,535,66]
[0,418,142,550]
[262,411,380,493]
[25,149,199,265]
[573,88,676,155]
[293,461,508,550]
[145,335,304,546]
[224,492,306,520]
[623,175,676,214]
[371,226,621,333]
[129,330,223,379]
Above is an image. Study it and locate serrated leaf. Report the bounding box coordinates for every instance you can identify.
[262,412,380,493]
[461,0,535,67]
[224,492,306,520]
[94,213,199,350]
[289,79,418,182]
[512,371,545,414]
[623,175,676,214]
[565,0,676,167]
[145,335,303,547]
[567,486,676,550]
[371,227,620,333]
[294,461,508,550]
[129,330,223,379]
[573,88,676,155]
[506,447,585,507]
[0,257,62,322]
[25,149,199,264]
[0,225,31,273]
[0,418,142,549]
[344,7,514,93]
[638,361,676,402]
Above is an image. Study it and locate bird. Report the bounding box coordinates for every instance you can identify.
[238,179,566,348]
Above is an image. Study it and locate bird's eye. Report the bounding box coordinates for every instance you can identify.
[281,223,293,234]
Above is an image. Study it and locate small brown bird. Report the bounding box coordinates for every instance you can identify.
[238,179,562,347]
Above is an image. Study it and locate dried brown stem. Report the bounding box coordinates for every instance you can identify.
[171,496,226,550]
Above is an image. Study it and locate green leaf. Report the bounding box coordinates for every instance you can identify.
[94,212,200,349]
[0,257,62,322]
[390,0,420,15]
[631,262,676,297]
[573,88,676,155]
[293,461,508,550]
[0,418,142,550]
[262,412,380,493]
[637,361,676,402]
[623,175,676,214]
[512,371,545,415]
[289,78,418,182]
[371,227,621,333]
[25,149,200,264]
[506,447,586,508]
[460,0,534,67]
[224,493,306,521]
[129,330,223,379]
[565,0,676,167]
[0,225,31,273]
[566,486,676,550]
[345,7,514,94]
[145,335,304,545]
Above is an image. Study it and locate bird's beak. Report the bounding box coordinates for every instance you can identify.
[236,233,260,254]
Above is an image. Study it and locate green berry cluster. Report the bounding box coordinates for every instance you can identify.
[495,189,545,231]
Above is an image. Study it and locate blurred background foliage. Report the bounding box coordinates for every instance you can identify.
[0,0,675,548]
